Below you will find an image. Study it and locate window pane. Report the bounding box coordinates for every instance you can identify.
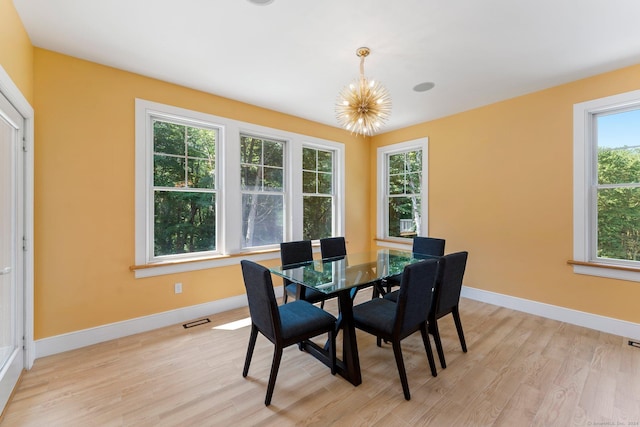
[597,110,640,185]
[303,147,316,170]
[242,194,284,247]
[318,172,332,194]
[263,140,284,167]
[388,173,405,195]
[263,166,283,191]
[186,127,216,159]
[407,150,422,172]
[154,191,216,256]
[188,158,215,188]
[389,153,405,175]
[303,171,316,193]
[240,136,262,164]
[153,121,185,156]
[406,172,421,194]
[303,196,332,240]
[241,165,260,190]
[388,196,421,238]
[317,150,333,172]
[597,187,640,261]
[154,154,185,187]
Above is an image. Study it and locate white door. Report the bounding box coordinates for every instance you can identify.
[0,92,24,413]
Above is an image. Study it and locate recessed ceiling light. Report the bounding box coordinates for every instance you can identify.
[413,82,435,92]
[248,0,274,5]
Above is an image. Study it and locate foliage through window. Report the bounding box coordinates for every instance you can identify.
[302,147,334,240]
[595,108,640,262]
[135,99,345,277]
[240,134,285,248]
[387,149,422,238]
[377,138,428,241]
[153,119,217,258]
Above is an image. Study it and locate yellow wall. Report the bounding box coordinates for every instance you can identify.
[0,0,33,101]
[32,49,371,339]
[4,0,640,340]
[372,64,640,325]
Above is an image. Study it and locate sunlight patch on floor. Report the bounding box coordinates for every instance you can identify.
[213,316,252,330]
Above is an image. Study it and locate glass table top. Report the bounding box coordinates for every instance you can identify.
[269,249,437,294]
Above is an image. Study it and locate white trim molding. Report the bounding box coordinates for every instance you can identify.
[462,286,640,341]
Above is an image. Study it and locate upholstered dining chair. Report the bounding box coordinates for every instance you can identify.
[319,236,347,259]
[240,260,337,406]
[280,240,330,306]
[428,251,468,369]
[384,251,469,370]
[380,236,446,295]
[352,259,439,400]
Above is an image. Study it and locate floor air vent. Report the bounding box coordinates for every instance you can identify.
[183,318,211,329]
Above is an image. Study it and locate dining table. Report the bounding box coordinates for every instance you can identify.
[268,248,438,386]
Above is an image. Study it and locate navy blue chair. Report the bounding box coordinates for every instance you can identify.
[353,259,439,400]
[281,240,331,306]
[384,251,469,370]
[240,260,337,406]
[429,251,468,369]
[379,236,445,296]
[319,237,347,259]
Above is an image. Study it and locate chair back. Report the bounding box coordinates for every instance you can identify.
[413,236,445,257]
[433,251,468,317]
[320,237,347,259]
[241,260,281,341]
[280,240,313,266]
[394,259,439,337]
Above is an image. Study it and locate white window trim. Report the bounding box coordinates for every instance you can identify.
[376,137,429,242]
[134,99,345,278]
[573,89,640,281]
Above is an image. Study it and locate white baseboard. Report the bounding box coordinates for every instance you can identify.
[35,286,283,359]
[461,286,640,341]
[35,284,639,360]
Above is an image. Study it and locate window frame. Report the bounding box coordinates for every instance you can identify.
[135,99,345,278]
[573,89,640,281]
[376,138,429,242]
[301,144,338,240]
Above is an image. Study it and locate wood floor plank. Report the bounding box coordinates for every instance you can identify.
[3,298,640,426]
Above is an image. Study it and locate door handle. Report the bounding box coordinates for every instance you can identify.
[0,267,11,275]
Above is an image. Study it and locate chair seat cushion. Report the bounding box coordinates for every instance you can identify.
[353,298,397,336]
[284,283,328,304]
[383,290,399,303]
[278,300,336,341]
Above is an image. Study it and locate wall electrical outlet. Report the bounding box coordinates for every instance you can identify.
[174,282,183,294]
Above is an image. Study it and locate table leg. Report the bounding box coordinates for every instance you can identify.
[336,290,361,386]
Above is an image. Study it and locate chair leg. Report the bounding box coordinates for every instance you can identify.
[329,329,336,375]
[430,319,447,369]
[392,341,411,400]
[420,324,437,377]
[283,290,288,304]
[265,345,283,406]
[243,325,258,377]
[452,306,467,353]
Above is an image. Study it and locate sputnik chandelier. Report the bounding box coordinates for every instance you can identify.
[335,47,391,136]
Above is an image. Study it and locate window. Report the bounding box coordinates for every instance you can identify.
[302,146,335,240]
[240,134,285,248]
[135,99,345,277]
[377,138,428,241]
[573,89,640,281]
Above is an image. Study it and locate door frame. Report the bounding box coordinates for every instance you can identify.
[0,65,34,370]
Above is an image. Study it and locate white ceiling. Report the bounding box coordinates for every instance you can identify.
[13,0,640,134]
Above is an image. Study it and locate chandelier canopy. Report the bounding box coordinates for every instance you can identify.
[335,47,391,136]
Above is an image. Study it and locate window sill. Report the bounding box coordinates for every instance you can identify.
[567,259,640,282]
[130,249,280,279]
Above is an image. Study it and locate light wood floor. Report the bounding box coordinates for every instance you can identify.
[2,295,640,426]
